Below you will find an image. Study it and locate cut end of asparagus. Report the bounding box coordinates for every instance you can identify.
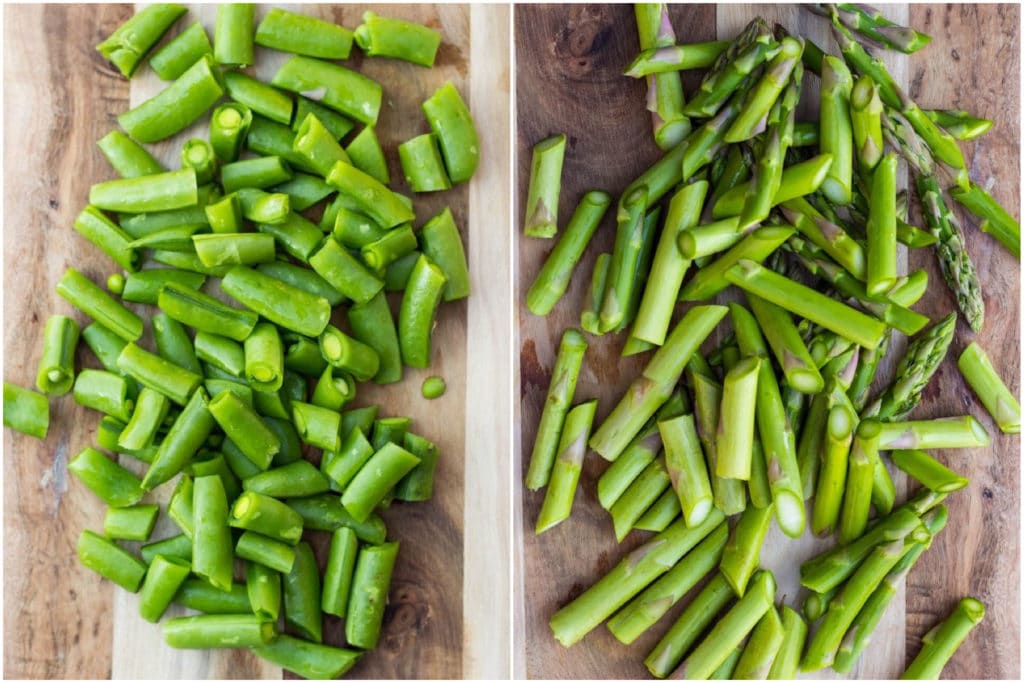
[774,492,806,538]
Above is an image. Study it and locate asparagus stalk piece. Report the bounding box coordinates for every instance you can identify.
[549,510,726,647]
[958,341,1021,434]
[780,196,866,279]
[951,181,1021,258]
[527,191,612,316]
[610,458,671,542]
[887,269,930,307]
[901,597,986,679]
[719,503,774,597]
[768,606,808,679]
[684,32,778,118]
[645,573,735,678]
[866,152,898,295]
[736,61,799,231]
[788,235,929,336]
[710,647,744,680]
[803,587,838,622]
[634,488,682,532]
[820,3,932,53]
[733,605,785,679]
[680,226,795,301]
[660,414,714,527]
[731,302,805,536]
[619,207,661,336]
[923,108,993,141]
[590,305,727,461]
[864,313,957,421]
[636,4,691,149]
[833,505,949,673]
[819,55,854,204]
[536,400,598,534]
[802,534,927,671]
[525,329,587,489]
[626,40,731,77]
[633,181,706,344]
[674,570,776,679]
[724,37,803,143]
[523,134,567,238]
[838,424,881,545]
[800,503,924,594]
[850,75,884,171]
[748,439,773,509]
[891,450,968,493]
[716,356,761,480]
[606,522,728,644]
[848,328,890,412]
[797,346,858,499]
[747,293,823,394]
[580,253,611,335]
[869,415,991,450]
[830,10,967,178]
[688,365,747,515]
[812,383,857,536]
[678,216,746,259]
[725,259,886,349]
[599,185,648,333]
[597,390,687,510]
[917,173,984,331]
[711,153,833,220]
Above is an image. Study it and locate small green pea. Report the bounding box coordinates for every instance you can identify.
[421,376,446,399]
[107,272,126,295]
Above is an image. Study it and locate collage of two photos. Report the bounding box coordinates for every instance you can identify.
[3,2,1021,680]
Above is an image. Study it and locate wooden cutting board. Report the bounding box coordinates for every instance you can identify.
[3,3,510,679]
[514,4,1019,679]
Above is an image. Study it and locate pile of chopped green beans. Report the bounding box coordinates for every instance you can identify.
[3,3,474,678]
[522,4,1017,679]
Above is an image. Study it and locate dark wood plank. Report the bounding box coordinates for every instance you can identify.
[906,4,1020,679]
[516,3,1020,679]
[2,3,132,679]
[515,5,718,679]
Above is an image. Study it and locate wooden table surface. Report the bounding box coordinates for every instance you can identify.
[3,3,511,679]
[514,4,1019,679]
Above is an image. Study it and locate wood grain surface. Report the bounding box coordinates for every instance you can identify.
[513,4,1020,679]
[3,3,511,679]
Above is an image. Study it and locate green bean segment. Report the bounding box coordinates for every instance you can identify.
[78,529,147,592]
[163,614,276,649]
[399,254,448,368]
[96,3,186,78]
[221,265,332,339]
[422,82,479,184]
[58,268,143,342]
[214,3,255,67]
[138,555,191,622]
[272,56,383,125]
[256,7,353,59]
[345,541,400,649]
[3,383,50,439]
[341,443,420,523]
[355,11,441,67]
[149,21,212,81]
[118,55,224,143]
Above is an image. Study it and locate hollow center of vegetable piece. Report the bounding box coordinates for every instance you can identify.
[322,333,343,360]
[252,365,275,383]
[234,495,251,518]
[219,108,242,129]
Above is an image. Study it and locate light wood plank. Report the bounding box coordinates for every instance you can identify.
[463,4,513,680]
